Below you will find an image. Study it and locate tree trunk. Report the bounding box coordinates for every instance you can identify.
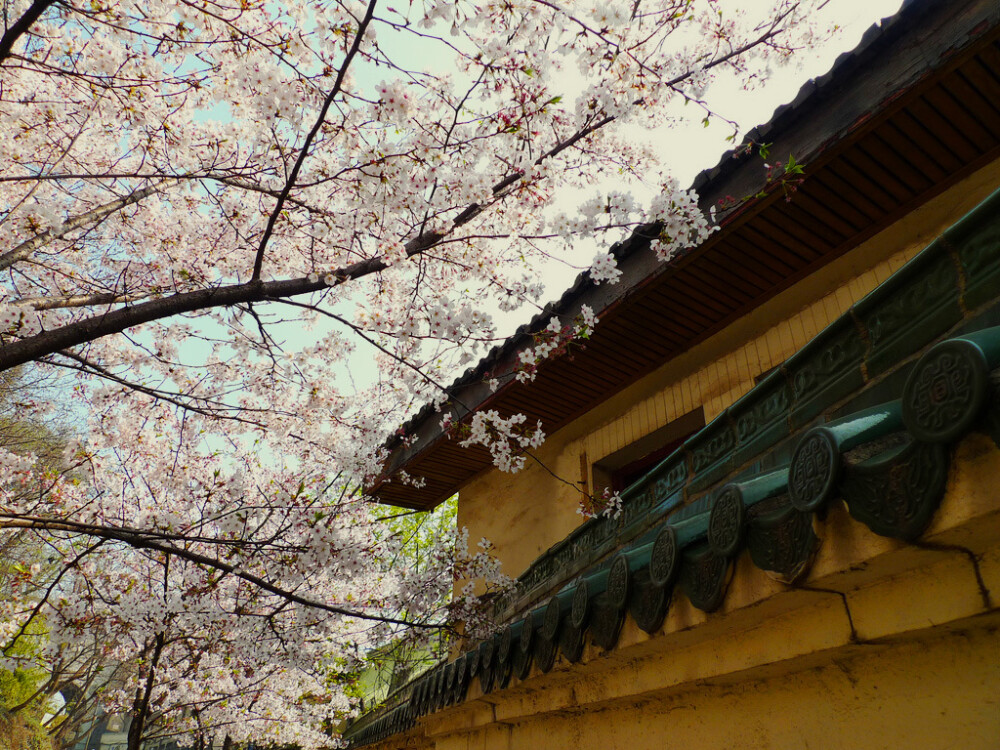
[127,633,165,750]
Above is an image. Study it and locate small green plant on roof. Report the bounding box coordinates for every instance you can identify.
[717,142,807,212]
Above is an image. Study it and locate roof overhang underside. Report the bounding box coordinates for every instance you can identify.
[370,0,1000,510]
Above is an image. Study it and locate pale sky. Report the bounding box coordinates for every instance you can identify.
[659,0,908,185]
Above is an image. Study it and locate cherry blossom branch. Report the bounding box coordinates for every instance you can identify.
[250,0,378,281]
[0,514,445,629]
[0,217,458,368]
[0,178,178,272]
[269,297,458,398]
[0,18,790,371]
[44,351,283,426]
[15,291,156,311]
[0,538,107,657]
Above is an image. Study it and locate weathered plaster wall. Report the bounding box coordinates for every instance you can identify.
[456,159,1000,585]
[422,623,1000,750]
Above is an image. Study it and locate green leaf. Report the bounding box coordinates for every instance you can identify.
[785,154,804,175]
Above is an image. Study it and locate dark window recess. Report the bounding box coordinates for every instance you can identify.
[611,435,690,492]
[592,407,705,495]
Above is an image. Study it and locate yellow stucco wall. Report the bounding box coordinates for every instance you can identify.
[420,622,1000,750]
[456,159,1000,585]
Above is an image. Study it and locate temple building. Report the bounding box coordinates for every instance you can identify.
[351,0,1000,746]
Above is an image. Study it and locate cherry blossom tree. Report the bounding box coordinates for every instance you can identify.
[0,0,825,746]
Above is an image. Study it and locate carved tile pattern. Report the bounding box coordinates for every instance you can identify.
[466,647,480,678]
[649,525,678,587]
[690,425,736,473]
[541,596,563,641]
[619,487,656,527]
[708,487,745,557]
[453,655,467,690]
[519,614,535,655]
[840,439,948,541]
[680,547,729,613]
[496,454,686,618]
[790,326,865,402]
[479,637,493,671]
[957,224,1000,278]
[903,341,986,442]
[495,514,618,616]
[497,625,513,665]
[789,430,837,511]
[747,504,817,583]
[436,667,446,704]
[571,578,590,629]
[654,459,687,499]
[607,555,631,611]
[865,257,955,346]
[567,523,609,564]
[735,383,790,443]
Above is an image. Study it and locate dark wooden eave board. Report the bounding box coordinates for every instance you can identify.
[856,133,937,192]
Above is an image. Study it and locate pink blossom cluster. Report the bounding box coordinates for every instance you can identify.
[514,308,599,383]
[648,181,720,261]
[589,251,624,284]
[458,410,546,473]
[578,487,624,520]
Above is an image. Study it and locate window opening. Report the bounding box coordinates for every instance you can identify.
[592,407,705,495]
